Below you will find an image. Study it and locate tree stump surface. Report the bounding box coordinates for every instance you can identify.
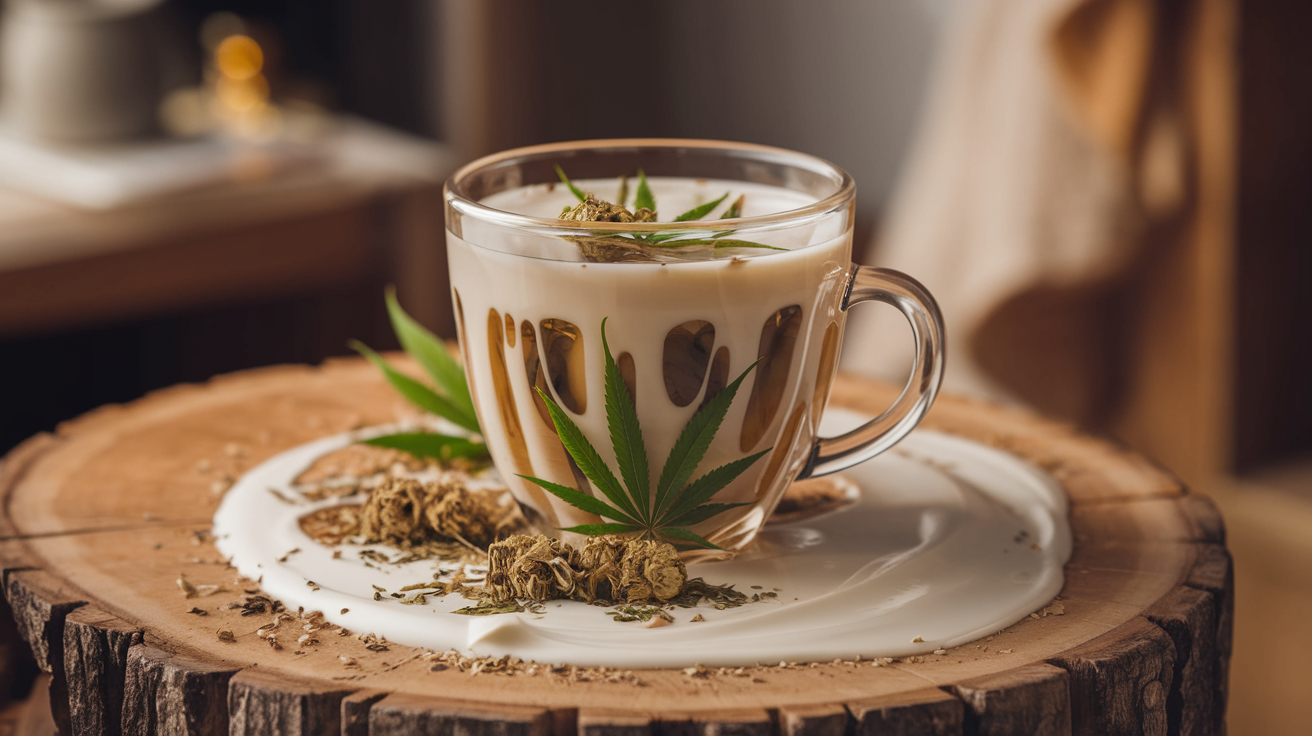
[0,359,1232,736]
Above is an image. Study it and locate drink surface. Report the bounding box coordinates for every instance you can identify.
[482,176,818,224]
[450,176,850,557]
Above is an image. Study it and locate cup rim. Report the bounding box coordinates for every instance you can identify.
[444,138,856,235]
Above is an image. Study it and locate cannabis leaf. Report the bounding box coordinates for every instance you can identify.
[520,319,768,549]
[351,288,488,461]
[553,165,780,260]
[673,192,729,222]
[554,163,586,202]
[634,168,656,212]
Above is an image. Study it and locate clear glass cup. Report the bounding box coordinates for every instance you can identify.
[445,139,945,562]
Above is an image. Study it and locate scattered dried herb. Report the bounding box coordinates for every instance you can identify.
[219,595,283,617]
[177,574,226,599]
[452,601,526,616]
[608,605,673,623]
[670,577,750,610]
[521,320,767,549]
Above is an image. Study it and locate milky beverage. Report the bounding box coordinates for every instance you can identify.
[447,177,852,557]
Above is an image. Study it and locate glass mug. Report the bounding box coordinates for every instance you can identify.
[444,140,945,561]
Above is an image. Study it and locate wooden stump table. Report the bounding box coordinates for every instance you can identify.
[0,359,1232,736]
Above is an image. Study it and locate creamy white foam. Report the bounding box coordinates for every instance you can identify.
[482,177,818,223]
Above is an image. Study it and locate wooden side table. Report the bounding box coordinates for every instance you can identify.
[0,120,458,341]
[0,362,1232,736]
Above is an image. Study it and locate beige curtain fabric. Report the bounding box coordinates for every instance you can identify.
[842,0,1189,423]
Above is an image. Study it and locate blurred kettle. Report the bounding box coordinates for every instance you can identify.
[0,0,185,143]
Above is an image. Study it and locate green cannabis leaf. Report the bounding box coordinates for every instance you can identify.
[721,194,745,219]
[673,192,729,222]
[351,287,488,461]
[634,168,656,212]
[520,319,768,549]
[554,163,586,202]
[554,166,779,261]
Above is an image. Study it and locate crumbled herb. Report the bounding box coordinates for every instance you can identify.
[452,601,526,616]
[177,574,226,599]
[608,605,674,623]
[671,578,750,610]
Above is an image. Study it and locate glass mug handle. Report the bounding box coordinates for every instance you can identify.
[798,265,947,479]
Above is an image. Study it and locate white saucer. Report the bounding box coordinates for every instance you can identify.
[213,410,1071,668]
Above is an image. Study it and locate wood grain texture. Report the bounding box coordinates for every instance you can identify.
[5,568,86,735]
[1178,494,1226,544]
[1182,543,1234,734]
[577,708,652,736]
[121,643,239,736]
[847,688,963,736]
[226,670,354,736]
[340,690,388,736]
[367,693,552,736]
[1049,617,1176,736]
[0,361,1233,734]
[775,703,848,736]
[952,663,1071,736]
[62,605,142,736]
[656,708,774,736]
[1145,587,1218,736]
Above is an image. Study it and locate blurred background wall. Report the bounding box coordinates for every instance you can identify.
[0,0,1308,731]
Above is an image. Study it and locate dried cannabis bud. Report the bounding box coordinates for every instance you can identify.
[357,476,518,551]
[359,477,430,547]
[554,166,782,264]
[618,539,685,603]
[484,534,580,602]
[481,534,687,605]
[575,536,627,602]
[560,195,656,224]
[423,475,503,547]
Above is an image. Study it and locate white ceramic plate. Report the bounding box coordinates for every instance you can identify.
[213,409,1071,668]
